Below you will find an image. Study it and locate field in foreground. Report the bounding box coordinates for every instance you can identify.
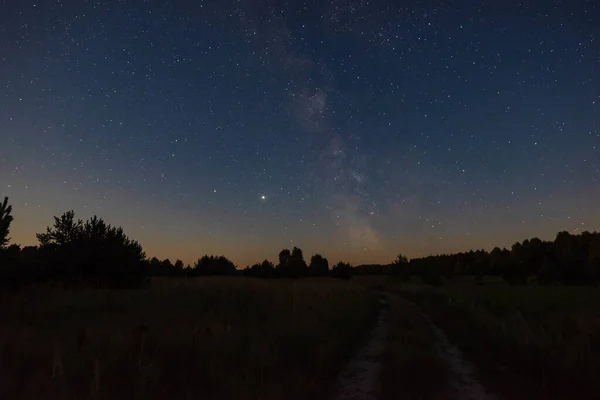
[4,274,598,400]
[0,277,379,400]
[386,279,600,400]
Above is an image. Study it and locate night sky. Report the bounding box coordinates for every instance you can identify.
[1,0,598,266]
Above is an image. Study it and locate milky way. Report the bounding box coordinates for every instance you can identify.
[1,0,599,266]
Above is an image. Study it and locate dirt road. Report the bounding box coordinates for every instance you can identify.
[334,293,496,400]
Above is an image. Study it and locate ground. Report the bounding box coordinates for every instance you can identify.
[378,277,600,400]
[0,278,378,400]
[1,276,599,400]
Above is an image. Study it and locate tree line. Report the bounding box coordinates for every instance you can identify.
[0,197,355,288]
[1,196,599,288]
[408,232,600,285]
[140,248,353,279]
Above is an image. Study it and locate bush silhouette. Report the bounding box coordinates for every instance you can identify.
[244,260,276,278]
[193,255,237,276]
[331,262,353,280]
[389,254,410,281]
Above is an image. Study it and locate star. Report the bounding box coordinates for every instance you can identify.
[0,0,597,268]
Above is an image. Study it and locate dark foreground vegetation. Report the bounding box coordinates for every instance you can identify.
[379,279,600,400]
[1,277,378,400]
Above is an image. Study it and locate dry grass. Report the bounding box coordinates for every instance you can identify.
[379,294,456,400]
[391,281,600,400]
[0,277,379,400]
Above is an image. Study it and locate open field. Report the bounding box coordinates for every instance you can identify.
[0,277,379,400]
[3,274,599,400]
[386,279,600,400]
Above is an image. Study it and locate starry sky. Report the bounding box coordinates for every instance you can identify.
[1,0,599,266]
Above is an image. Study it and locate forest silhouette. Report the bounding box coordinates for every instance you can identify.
[1,196,599,289]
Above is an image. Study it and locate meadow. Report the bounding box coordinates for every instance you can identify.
[0,277,379,400]
[387,278,600,400]
[2,272,600,400]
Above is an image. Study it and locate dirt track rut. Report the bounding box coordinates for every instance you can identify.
[333,293,497,400]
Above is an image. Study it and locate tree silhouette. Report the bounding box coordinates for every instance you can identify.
[7,245,42,285]
[149,257,162,275]
[489,247,510,276]
[160,258,173,275]
[277,249,291,277]
[0,199,20,289]
[244,259,276,278]
[289,246,308,277]
[3,196,600,288]
[278,249,290,265]
[589,236,600,281]
[80,215,147,286]
[0,197,14,249]
[36,210,83,247]
[290,247,304,261]
[389,254,410,281]
[148,257,182,277]
[401,231,600,285]
[308,254,329,277]
[193,255,236,276]
[275,247,308,278]
[36,212,147,286]
[5,243,21,259]
[331,261,353,280]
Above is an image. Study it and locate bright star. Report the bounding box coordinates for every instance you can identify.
[260,195,266,200]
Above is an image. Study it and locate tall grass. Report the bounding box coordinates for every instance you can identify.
[379,295,455,400]
[393,282,600,399]
[0,277,379,400]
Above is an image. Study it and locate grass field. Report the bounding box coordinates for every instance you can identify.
[0,277,379,400]
[388,279,600,400]
[379,294,455,400]
[4,274,597,400]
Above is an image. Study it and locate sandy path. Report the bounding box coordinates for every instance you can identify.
[334,292,496,400]
[333,294,390,400]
